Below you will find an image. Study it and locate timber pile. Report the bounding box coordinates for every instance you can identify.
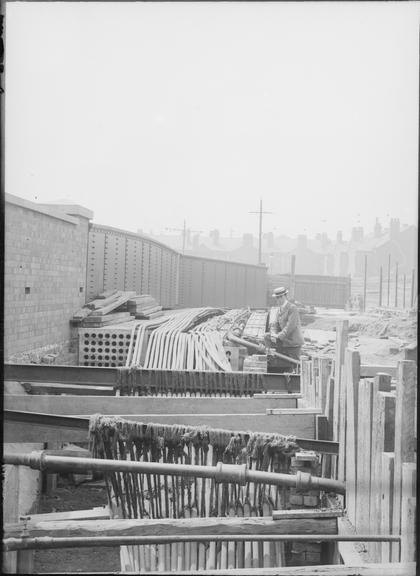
[242,310,268,342]
[73,290,163,327]
[127,295,163,319]
[89,414,298,571]
[126,308,232,371]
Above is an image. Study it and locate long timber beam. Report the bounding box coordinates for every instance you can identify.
[3,410,339,453]
[5,395,299,414]
[4,516,339,540]
[4,364,300,393]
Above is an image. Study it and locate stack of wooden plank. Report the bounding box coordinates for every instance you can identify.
[126,295,163,319]
[72,290,137,327]
[242,310,268,342]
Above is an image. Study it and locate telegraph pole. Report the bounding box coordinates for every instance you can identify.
[249,199,273,265]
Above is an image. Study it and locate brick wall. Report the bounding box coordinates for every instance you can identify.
[4,195,92,360]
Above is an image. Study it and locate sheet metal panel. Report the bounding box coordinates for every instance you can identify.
[201,260,217,306]
[87,228,105,300]
[140,240,150,294]
[268,273,351,308]
[124,237,140,292]
[103,232,126,292]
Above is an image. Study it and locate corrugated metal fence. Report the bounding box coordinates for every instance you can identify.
[268,274,351,308]
[87,224,268,308]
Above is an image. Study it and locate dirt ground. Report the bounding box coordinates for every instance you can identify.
[302,306,416,365]
[34,484,120,574]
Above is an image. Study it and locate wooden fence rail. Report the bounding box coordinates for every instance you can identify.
[300,324,417,564]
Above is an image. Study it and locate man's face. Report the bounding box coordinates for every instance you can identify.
[276,294,287,305]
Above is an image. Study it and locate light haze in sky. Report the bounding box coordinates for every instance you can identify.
[5,1,420,239]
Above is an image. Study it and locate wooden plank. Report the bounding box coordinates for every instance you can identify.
[23,507,110,523]
[380,453,394,563]
[356,380,374,534]
[4,412,316,442]
[272,509,342,520]
[32,564,417,575]
[5,516,339,540]
[5,395,299,415]
[22,383,115,396]
[318,357,331,413]
[334,320,348,481]
[369,387,395,561]
[360,365,396,378]
[337,516,371,565]
[344,349,360,526]
[391,360,417,562]
[400,462,416,562]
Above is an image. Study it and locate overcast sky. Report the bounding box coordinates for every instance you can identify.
[5,1,420,239]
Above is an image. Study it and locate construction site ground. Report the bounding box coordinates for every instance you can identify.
[302,306,416,365]
[34,484,120,574]
[32,305,416,573]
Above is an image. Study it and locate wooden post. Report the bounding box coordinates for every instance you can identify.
[387,254,391,306]
[319,358,331,414]
[394,262,398,308]
[400,463,416,562]
[379,266,383,307]
[380,453,394,563]
[391,361,417,562]
[363,255,367,311]
[356,379,374,534]
[334,320,348,482]
[344,349,360,526]
[369,382,395,561]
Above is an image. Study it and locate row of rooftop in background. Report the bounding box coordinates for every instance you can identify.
[149,218,417,278]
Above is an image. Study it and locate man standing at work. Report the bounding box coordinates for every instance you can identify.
[266,286,304,365]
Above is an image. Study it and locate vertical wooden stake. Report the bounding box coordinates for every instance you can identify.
[334,320,349,482]
[380,453,394,563]
[344,349,360,526]
[387,254,391,306]
[370,383,395,561]
[400,462,416,562]
[391,360,417,562]
[394,262,399,307]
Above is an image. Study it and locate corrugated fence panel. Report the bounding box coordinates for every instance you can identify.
[268,273,351,308]
[87,229,105,300]
[140,240,151,295]
[88,225,268,309]
[103,232,126,293]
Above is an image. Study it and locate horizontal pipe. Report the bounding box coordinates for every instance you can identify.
[3,533,401,551]
[4,452,345,494]
[227,334,300,365]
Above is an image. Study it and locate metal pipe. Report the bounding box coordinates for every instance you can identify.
[4,453,345,494]
[227,334,300,366]
[3,534,401,552]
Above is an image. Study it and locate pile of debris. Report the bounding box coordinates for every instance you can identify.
[359,308,417,341]
[72,290,163,327]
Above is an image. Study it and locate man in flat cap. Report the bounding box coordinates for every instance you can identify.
[265,286,304,366]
